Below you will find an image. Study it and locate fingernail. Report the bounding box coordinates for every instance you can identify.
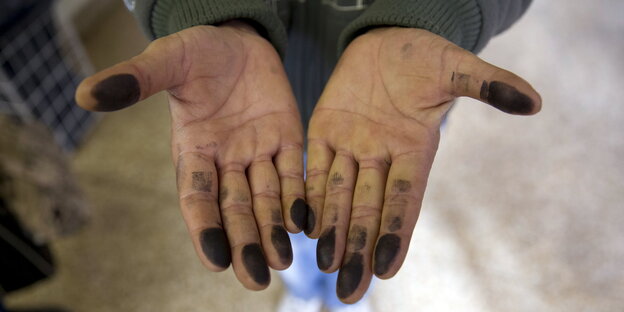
[242,243,270,285]
[91,73,140,111]
[480,81,534,115]
[200,228,231,269]
[289,198,307,230]
[271,225,293,265]
[316,226,336,271]
[337,253,364,299]
[374,234,401,276]
[304,204,315,235]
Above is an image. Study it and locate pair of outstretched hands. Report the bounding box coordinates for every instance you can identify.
[76,21,540,303]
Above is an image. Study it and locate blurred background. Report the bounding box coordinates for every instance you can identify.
[1,0,622,311]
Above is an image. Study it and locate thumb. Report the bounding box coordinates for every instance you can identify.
[75,35,187,112]
[447,53,542,115]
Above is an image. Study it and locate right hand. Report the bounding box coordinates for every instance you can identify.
[76,21,306,290]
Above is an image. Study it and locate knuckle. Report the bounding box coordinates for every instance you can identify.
[221,203,252,214]
[180,191,218,205]
[384,192,420,205]
[278,171,304,180]
[326,185,354,196]
[350,204,382,221]
[252,190,280,200]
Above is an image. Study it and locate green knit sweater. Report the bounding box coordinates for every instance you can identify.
[125,0,532,129]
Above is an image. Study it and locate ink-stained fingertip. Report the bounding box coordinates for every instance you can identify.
[373,233,401,279]
[270,225,293,268]
[303,204,316,236]
[242,243,271,289]
[336,253,364,302]
[316,226,337,272]
[289,198,308,232]
[199,228,231,271]
[480,80,542,116]
[76,73,141,112]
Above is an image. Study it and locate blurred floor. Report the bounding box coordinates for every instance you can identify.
[5,0,624,311]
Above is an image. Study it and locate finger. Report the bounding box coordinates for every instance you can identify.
[176,152,230,271]
[274,144,307,233]
[219,162,270,290]
[373,151,434,279]
[247,158,293,270]
[305,139,334,238]
[336,159,389,303]
[447,54,542,115]
[316,151,358,273]
[75,34,186,111]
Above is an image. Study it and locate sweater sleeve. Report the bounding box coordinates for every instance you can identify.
[128,0,288,57]
[338,0,532,54]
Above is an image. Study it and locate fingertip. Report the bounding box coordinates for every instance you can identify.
[336,253,364,301]
[75,76,98,111]
[240,243,271,289]
[480,80,541,116]
[287,198,307,233]
[93,73,141,111]
[270,225,293,269]
[373,233,401,279]
[76,73,141,112]
[303,203,316,236]
[316,226,337,272]
[199,227,231,271]
[532,89,543,115]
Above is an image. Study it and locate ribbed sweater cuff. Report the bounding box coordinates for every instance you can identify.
[149,0,287,57]
[339,0,483,54]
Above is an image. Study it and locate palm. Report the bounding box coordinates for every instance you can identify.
[306,28,541,303]
[310,29,455,168]
[167,25,302,177]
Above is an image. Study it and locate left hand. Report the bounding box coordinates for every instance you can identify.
[305,27,541,303]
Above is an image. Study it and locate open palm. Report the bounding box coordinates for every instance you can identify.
[76,21,305,290]
[305,27,541,303]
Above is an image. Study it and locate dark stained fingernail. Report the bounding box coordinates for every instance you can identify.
[271,225,293,265]
[290,198,307,230]
[304,204,315,235]
[316,227,336,271]
[242,243,270,285]
[374,234,401,276]
[200,228,231,269]
[480,81,534,115]
[337,253,364,299]
[91,74,140,111]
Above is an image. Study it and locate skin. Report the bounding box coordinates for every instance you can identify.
[76,21,541,303]
[75,21,304,290]
[306,27,541,303]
